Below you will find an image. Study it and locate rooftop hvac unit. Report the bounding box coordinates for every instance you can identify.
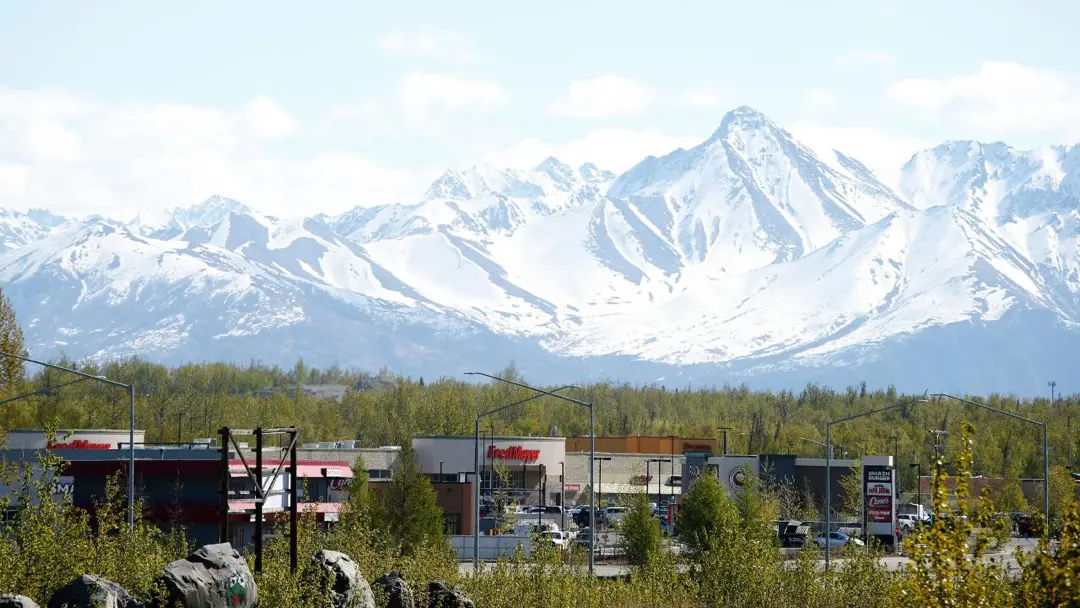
[339,440,361,449]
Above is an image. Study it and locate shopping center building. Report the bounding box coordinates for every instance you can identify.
[3,429,876,544]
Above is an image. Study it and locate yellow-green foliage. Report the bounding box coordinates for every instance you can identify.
[1018,502,1080,607]
[0,436,185,603]
[898,421,1017,607]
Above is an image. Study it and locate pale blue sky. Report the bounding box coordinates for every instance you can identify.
[1,0,1078,220]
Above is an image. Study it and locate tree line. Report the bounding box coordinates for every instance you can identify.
[2,287,1079,498]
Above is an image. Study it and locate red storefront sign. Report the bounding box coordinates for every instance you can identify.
[47,439,111,449]
[563,484,581,492]
[867,494,893,522]
[487,445,540,463]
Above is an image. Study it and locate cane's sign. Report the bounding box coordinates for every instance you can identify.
[487,445,541,463]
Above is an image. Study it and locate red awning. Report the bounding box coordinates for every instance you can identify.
[227,461,353,479]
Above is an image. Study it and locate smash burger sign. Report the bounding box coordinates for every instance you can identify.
[865,468,894,523]
[487,445,541,463]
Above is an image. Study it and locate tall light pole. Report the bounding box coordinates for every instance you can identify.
[559,461,566,531]
[465,373,597,574]
[596,456,612,513]
[717,427,730,455]
[1,350,137,529]
[932,393,1050,538]
[889,436,899,497]
[648,458,671,507]
[910,463,923,508]
[825,396,930,572]
[802,436,833,458]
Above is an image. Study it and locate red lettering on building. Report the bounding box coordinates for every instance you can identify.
[47,439,111,450]
[487,445,541,463]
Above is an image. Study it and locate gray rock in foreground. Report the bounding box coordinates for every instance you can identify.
[158,543,257,608]
[0,594,40,608]
[47,575,144,608]
[372,572,414,608]
[426,581,473,608]
[309,550,374,608]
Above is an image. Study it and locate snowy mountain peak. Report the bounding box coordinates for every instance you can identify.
[149,195,257,240]
[425,170,473,200]
[534,156,573,175]
[579,162,615,183]
[25,208,67,229]
[709,105,780,140]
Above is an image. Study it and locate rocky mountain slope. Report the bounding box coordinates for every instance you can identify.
[2,107,1078,393]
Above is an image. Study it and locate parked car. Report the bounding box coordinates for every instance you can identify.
[540,530,570,549]
[814,532,864,549]
[602,507,629,526]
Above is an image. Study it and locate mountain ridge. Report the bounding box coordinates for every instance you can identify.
[2,106,1079,394]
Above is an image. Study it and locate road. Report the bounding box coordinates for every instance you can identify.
[458,537,1040,578]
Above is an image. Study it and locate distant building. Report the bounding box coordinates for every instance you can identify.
[252,384,351,402]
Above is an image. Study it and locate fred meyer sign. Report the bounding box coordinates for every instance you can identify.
[487,445,541,463]
[4,430,145,450]
[47,439,111,450]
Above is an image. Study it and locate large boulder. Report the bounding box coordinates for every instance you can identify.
[157,543,256,608]
[371,572,414,608]
[0,595,40,608]
[47,575,144,608]
[308,550,374,608]
[425,582,473,608]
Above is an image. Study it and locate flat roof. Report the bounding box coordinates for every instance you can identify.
[414,435,565,441]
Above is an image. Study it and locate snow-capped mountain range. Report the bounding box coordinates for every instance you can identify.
[2,106,1078,394]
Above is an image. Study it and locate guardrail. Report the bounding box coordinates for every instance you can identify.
[451,535,532,560]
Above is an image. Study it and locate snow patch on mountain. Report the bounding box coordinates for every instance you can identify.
[3,106,1080,392]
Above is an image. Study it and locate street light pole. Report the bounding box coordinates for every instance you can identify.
[560,461,565,531]
[717,427,730,455]
[465,373,597,574]
[1,350,137,529]
[909,463,922,508]
[932,393,1050,537]
[825,396,930,572]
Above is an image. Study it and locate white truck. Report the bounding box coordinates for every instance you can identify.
[897,503,932,527]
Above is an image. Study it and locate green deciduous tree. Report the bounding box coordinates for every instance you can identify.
[0,286,24,397]
[678,471,739,557]
[899,421,1015,607]
[618,491,662,567]
[384,445,446,555]
[1019,502,1080,607]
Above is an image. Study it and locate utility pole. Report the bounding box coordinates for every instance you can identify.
[717,427,731,455]
[930,430,948,502]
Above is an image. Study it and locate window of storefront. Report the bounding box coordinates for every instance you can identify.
[480,469,527,491]
[368,469,393,481]
[443,514,461,535]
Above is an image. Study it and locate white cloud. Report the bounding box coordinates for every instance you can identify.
[548,75,655,119]
[376,28,474,64]
[886,61,1080,137]
[348,72,508,136]
[836,51,896,67]
[801,90,837,110]
[674,86,729,109]
[788,121,934,189]
[489,128,700,174]
[0,89,422,221]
